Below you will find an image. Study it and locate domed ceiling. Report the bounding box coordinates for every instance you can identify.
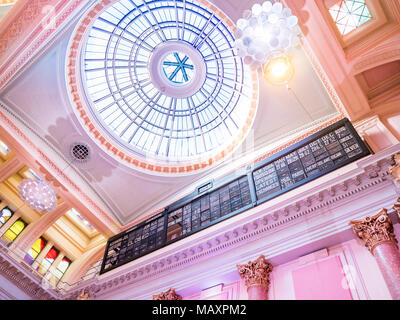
[0,0,341,226]
[68,0,258,174]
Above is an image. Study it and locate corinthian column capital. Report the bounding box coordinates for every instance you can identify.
[389,153,400,184]
[153,288,182,300]
[237,255,273,291]
[350,209,398,253]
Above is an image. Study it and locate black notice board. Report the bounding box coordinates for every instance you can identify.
[100,118,370,274]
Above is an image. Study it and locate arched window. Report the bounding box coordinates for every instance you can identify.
[0,206,13,226]
[24,237,47,265]
[1,219,26,244]
[37,247,59,275]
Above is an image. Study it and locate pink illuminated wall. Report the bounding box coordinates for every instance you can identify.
[292,256,353,300]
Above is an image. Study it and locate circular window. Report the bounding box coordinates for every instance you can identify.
[68,0,259,174]
[162,52,194,84]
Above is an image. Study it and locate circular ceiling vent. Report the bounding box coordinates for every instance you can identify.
[70,143,90,163]
[67,0,259,175]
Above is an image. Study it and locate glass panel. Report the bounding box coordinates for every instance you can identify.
[81,0,254,161]
[0,207,13,226]
[328,0,372,35]
[49,257,71,285]
[1,219,26,244]
[24,238,47,265]
[37,247,59,275]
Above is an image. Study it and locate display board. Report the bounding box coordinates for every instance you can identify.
[253,122,366,202]
[100,118,370,274]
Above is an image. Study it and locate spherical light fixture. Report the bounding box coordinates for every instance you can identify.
[18,179,58,213]
[234,1,301,70]
[264,55,294,86]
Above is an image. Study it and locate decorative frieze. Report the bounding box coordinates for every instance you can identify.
[350,208,398,253]
[237,255,273,290]
[153,288,182,300]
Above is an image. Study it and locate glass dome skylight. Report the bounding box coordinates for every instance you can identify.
[72,0,258,173]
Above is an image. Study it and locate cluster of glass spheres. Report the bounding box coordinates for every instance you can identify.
[18,179,58,213]
[234,1,301,69]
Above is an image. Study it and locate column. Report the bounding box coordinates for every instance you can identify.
[0,156,23,182]
[153,288,182,300]
[350,208,400,300]
[10,202,71,252]
[237,255,273,300]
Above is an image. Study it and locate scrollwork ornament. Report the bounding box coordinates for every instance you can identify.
[153,288,182,300]
[77,289,90,300]
[237,255,273,290]
[350,209,398,253]
[389,153,400,184]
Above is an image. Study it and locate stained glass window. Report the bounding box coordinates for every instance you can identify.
[37,247,59,275]
[1,219,26,244]
[0,206,13,226]
[81,0,256,162]
[24,237,47,265]
[328,0,372,35]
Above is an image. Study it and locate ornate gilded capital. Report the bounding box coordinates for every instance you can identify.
[153,288,182,300]
[350,209,398,253]
[389,153,400,184]
[77,289,90,300]
[393,197,400,218]
[237,255,273,291]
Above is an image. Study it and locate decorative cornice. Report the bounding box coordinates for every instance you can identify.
[350,208,398,253]
[237,255,273,291]
[153,288,182,300]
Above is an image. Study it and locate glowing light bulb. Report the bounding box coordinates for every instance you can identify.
[264,56,294,85]
[271,60,289,77]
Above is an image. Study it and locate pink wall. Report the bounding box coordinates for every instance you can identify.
[180,238,395,300]
[292,256,353,300]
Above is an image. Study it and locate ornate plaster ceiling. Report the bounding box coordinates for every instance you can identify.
[0,0,340,226]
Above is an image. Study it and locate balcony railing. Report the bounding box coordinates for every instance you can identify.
[0,229,103,297]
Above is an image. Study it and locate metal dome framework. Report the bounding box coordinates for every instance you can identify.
[69,0,259,174]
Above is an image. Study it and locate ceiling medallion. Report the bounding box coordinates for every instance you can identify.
[67,0,259,175]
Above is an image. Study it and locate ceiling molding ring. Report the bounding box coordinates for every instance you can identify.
[66,0,259,176]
